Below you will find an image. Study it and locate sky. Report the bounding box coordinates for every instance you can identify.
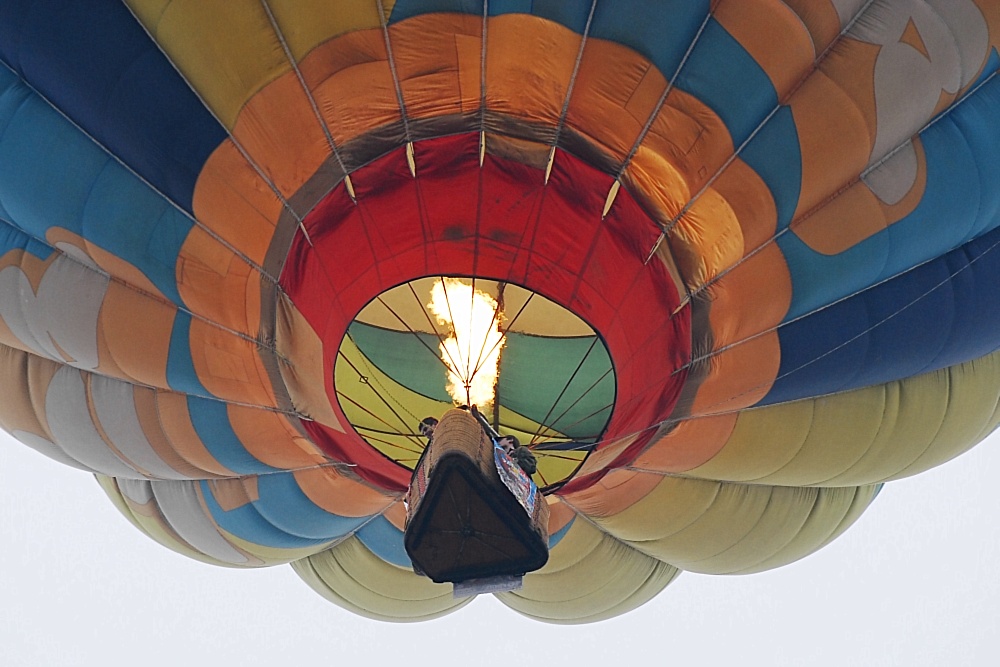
[2,427,999,667]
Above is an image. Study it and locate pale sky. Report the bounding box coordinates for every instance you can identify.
[2,427,998,667]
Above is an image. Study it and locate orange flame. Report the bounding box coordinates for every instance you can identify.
[427,278,505,407]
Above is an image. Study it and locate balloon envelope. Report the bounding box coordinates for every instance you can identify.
[2,0,1000,623]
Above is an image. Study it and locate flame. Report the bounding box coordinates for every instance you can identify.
[427,278,505,407]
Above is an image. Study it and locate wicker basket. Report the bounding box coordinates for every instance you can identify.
[404,408,549,583]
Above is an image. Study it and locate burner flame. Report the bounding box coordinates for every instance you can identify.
[427,278,505,408]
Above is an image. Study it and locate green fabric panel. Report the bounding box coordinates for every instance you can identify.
[347,322,614,439]
[291,537,471,622]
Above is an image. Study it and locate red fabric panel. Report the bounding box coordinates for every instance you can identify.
[281,133,690,492]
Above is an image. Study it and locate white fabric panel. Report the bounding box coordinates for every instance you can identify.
[150,481,250,565]
[0,250,107,369]
[10,428,91,471]
[90,374,185,479]
[45,366,137,477]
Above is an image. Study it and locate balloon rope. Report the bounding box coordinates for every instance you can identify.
[528,337,599,446]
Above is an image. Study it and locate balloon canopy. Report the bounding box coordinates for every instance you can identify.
[2,0,1000,623]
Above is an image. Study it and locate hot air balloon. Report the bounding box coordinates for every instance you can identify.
[2,0,1000,624]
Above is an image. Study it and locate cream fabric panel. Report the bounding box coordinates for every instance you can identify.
[292,537,469,622]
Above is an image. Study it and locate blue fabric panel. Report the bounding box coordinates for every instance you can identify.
[390,0,482,21]
[249,473,371,541]
[390,0,710,75]
[0,67,189,305]
[763,224,1000,405]
[0,0,225,213]
[588,1,710,80]
[167,313,209,395]
[356,515,411,567]
[673,19,777,147]
[0,215,54,261]
[200,480,333,550]
[740,105,801,231]
[780,73,1000,320]
[187,396,280,475]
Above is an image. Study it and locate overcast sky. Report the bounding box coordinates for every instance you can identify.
[2,427,999,667]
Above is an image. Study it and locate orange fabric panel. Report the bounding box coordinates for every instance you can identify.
[711,158,778,249]
[227,404,327,470]
[689,330,781,416]
[230,69,333,198]
[484,15,578,126]
[781,0,844,55]
[191,140,282,268]
[293,467,396,517]
[566,39,669,164]
[133,386,210,478]
[156,392,236,476]
[546,496,576,538]
[388,14,481,120]
[716,0,816,97]
[704,243,792,349]
[569,434,641,481]
[382,500,407,531]
[789,67,876,223]
[177,228,260,335]
[0,345,54,439]
[635,90,735,198]
[297,29,401,148]
[632,413,739,473]
[560,469,662,519]
[793,138,928,254]
[188,319,277,407]
[99,281,174,389]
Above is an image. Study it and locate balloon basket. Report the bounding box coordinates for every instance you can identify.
[403,408,549,588]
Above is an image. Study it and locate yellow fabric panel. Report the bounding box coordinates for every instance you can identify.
[266,0,389,61]
[736,484,879,575]
[676,349,1000,486]
[292,537,470,622]
[572,473,880,575]
[495,519,680,624]
[126,0,290,129]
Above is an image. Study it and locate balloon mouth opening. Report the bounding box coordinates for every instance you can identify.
[333,275,616,490]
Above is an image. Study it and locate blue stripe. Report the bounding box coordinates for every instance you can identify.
[0,0,225,213]
[187,396,280,475]
[200,479,333,550]
[0,66,190,305]
[763,224,1000,405]
[251,473,371,541]
[781,72,1000,320]
[356,515,411,567]
[548,515,575,549]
